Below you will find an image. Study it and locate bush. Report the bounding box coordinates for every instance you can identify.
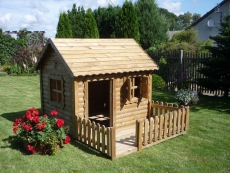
[174,89,199,106]
[152,74,166,91]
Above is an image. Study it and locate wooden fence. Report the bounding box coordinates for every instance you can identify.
[149,50,227,96]
[136,101,189,151]
[74,116,115,159]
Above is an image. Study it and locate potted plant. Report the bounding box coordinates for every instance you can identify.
[174,89,199,106]
[13,107,71,155]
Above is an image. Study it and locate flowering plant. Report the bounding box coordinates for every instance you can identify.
[13,107,71,155]
[174,89,199,106]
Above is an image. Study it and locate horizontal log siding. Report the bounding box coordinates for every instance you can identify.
[115,71,151,128]
[40,51,74,135]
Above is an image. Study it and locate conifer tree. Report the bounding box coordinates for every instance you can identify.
[135,0,169,50]
[116,0,140,42]
[68,5,85,38]
[197,15,230,97]
[84,9,99,38]
[56,12,72,38]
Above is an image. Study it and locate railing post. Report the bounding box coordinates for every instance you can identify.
[178,50,183,90]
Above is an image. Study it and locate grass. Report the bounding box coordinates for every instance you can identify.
[0,76,230,173]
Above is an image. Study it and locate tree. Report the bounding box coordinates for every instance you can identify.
[159,8,183,31]
[155,28,212,53]
[197,15,230,97]
[192,13,201,24]
[116,0,140,42]
[135,0,169,50]
[84,9,99,38]
[68,5,85,38]
[93,5,120,38]
[177,12,192,29]
[0,29,17,65]
[56,12,72,38]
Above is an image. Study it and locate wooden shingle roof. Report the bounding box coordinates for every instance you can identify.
[36,38,158,77]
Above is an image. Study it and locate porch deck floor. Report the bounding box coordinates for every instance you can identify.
[116,125,138,158]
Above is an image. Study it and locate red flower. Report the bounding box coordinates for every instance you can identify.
[24,111,32,121]
[56,119,64,128]
[63,135,71,144]
[42,121,47,126]
[31,116,40,123]
[43,114,47,117]
[13,118,22,126]
[27,144,35,153]
[36,124,44,130]
[23,124,33,131]
[13,127,18,134]
[50,110,58,116]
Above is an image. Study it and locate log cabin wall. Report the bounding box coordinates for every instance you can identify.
[74,71,152,129]
[40,48,74,135]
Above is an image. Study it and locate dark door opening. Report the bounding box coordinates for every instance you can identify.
[88,80,110,127]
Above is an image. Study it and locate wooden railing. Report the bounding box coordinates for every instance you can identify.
[74,116,115,159]
[136,101,189,151]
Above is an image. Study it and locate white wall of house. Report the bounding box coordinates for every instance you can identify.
[193,1,230,41]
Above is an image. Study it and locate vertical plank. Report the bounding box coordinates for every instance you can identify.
[96,123,100,151]
[177,109,181,134]
[84,81,88,119]
[185,107,190,131]
[92,122,96,149]
[181,108,185,132]
[111,127,116,160]
[87,120,91,146]
[101,125,105,153]
[159,115,163,140]
[149,117,153,144]
[169,112,173,137]
[79,117,83,141]
[75,116,79,139]
[164,114,168,138]
[83,119,87,143]
[144,119,149,145]
[138,121,143,151]
[173,111,177,135]
[154,116,159,142]
[135,120,139,147]
[107,128,111,156]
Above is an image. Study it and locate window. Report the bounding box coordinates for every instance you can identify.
[127,76,149,102]
[49,75,64,108]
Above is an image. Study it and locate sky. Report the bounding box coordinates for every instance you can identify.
[0,0,224,38]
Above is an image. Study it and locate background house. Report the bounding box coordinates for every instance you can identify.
[190,0,230,41]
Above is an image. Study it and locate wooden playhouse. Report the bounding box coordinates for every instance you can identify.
[36,39,190,159]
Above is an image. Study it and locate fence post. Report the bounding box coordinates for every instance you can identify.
[178,50,183,90]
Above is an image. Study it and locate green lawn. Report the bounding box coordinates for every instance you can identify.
[0,76,230,173]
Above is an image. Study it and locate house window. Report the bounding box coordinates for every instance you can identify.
[49,75,64,108]
[127,76,149,102]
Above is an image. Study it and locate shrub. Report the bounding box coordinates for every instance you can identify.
[174,89,199,106]
[152,74,166,91]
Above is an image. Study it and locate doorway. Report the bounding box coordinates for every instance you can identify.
[88,80,110,127]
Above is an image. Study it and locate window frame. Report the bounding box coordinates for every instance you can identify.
[126,76,149,102]
[48,75,64,109]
